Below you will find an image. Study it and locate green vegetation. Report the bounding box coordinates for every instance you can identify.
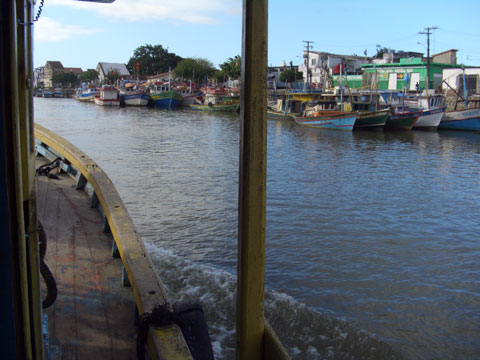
[78,69,98,83]
[173,57,215,83]
[106,70,120,84]
[127,44,182,76]
[52,71,78,87]
[220,55,241,81]
[279,61,303,84]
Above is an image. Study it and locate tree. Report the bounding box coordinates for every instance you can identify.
[173,57,215,83]
[213,69,225,84]
[106,70,119,84]
[279,62,303,85]
[52,71,78,88]
[220,55,241,81]
[78,69,98,83]
[126,44,182,77]
[375,44,394,59]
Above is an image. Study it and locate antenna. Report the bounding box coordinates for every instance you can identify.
[303,40,314,87]
[418,26,439,90]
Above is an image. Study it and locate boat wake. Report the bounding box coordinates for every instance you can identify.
[145,242,401,359]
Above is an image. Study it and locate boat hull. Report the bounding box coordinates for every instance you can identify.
[190,103,240,112]
[413,107,446,128]
[355,109,390,129]
[150,91,182,109]
[438,108,480,131]
[94,97,120,106]
[385,110,421,130]
[266,110,297,120]
[294,111,357,131]
[75,94,96,102]
[121,93,149,106]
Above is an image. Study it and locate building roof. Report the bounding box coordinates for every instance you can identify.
[63,67,83,74]
[97,62,130,76]
[362,60,463,69]
[45,61,64,70]
[432,49,458,57]
[305,50,369,61]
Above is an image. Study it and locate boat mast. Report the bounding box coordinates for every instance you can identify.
[340,60,343,111]
[462,64,468,108]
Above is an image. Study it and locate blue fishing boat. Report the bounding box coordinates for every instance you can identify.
[294,110,357,131]
[438,107,480,131]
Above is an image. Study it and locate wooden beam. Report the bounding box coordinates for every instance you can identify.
[237,0,268,359]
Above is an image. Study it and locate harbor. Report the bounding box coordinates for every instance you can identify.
[34,97,480,359]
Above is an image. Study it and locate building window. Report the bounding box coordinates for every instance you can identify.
[311,59,316,66]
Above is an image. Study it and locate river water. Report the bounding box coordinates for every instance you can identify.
[34,98,480,359]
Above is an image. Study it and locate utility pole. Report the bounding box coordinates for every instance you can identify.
[303,40,314,87]
[418,26,438,90]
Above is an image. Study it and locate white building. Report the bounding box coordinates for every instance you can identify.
[33,66,44,88]
[298,51,370,88]
[443,67,480,95]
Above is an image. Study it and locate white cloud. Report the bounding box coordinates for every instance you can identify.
[46,0,241,24]
[34,17,101,41]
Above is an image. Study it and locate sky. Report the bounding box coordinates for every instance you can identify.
[33,0,480,71]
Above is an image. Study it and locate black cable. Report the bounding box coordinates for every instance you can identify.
[33,0,44,22]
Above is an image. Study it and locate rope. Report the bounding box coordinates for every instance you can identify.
[136,304,185,360]
[38,221,57,309]
[36,157,62,179]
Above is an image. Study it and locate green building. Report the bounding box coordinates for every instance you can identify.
[360,58,459,91]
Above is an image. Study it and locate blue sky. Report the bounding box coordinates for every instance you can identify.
[34,0,480,71]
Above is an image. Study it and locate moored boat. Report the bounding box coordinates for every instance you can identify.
[294,110,357,131]
[52,88,64,98]
[94,86,120,106]
[385,107,421,130]
[413,106,446,129]
[74,86,99,102]
[438,107,480,131]
[190,91,240,112]
[42,89,53,98]
[267,98,302,120]
[149,82,182,109]
[355,108,390,129]
[119,83,149,106]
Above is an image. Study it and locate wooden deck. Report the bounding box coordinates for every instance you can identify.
[37,164,137,359]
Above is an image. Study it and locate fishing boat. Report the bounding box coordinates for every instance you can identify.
[42,88,53,98]
[413,106,446,129]
[438,107,480,131]
[149,82,182,109]
[355,108,390,129]
[74,86,99,102]
[267,98,302,120]
[385,107,422,130]
[294,110,357,131]
[52,88,64,98]
[404,92,446,129]
[94,86,121,106]
[119,83,149,106]
[190,91,240,112]
[3,0,289,358]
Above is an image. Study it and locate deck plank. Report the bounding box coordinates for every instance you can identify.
[37,167,137,360]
